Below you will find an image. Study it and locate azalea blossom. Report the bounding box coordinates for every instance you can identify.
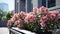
[17,11,27,19]
[7,19,13,26]
[40,21,46,27]
[25,14,37,23]
[33,7,38,13]
[7,6,60,32]
[37,6,48,14]
[47,11,59,19]
[17,24,23,28]
[12,13,20,19]
[40,16,48,22]
[10,17,16,22]
[14,19,22,26]
[58,18,60,22]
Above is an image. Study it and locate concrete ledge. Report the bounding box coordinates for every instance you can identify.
[10,27,35,34]
[48,5,60,11]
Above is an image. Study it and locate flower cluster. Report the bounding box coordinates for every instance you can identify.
[7,6,60,32]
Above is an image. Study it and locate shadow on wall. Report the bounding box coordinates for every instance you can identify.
[0,21,7,27]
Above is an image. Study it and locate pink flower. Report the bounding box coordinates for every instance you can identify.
[25,14,37,23]
[7,15,17,26]
[33,7,38,13]
[28,12,35,15]
[12,13,20,19]
[7,20,12,26]
[14,19,22,26]
[40,16,48,22]
[10,17,16,22]
[37,9,41,14]
[13,13,18,17]
[47,11,59,19]
[57,17,60,23]
[40,21,46,27]
[14,21,18,26]
[17,11,27,19]
[44,8,48,13]
[17,24,23,28]
[58,18,60,22]
[37,6,48,14]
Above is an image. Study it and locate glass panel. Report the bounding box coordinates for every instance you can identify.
[48,0,56,8]
[20,0,25,12]
[42,0,46,7]
[42,0,56,8]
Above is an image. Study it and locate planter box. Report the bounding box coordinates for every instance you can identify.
[9,27,60,34]
[9,27,52,34]
[36,32,52,34]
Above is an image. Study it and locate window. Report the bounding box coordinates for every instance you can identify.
[20,0,25,11]
[42,0,46,7]
[48,0,56,8]
[42,0,56,8]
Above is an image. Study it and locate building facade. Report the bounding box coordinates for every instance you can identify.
[15,0,33,13]
[15,0,60,13]
[0,3,8,12]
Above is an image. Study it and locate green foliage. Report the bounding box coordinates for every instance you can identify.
[0,9,3,21]
[5,11,13,20]
[0,10,13,21]
[1,16,7,21]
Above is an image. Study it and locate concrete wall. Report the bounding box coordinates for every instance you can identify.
[32,0,42,8]
[56,0,60,6]
[32,0,38,8]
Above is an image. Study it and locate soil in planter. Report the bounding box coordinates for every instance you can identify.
[36,32,52,34]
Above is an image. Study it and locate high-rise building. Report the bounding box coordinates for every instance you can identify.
[0,3,8,12]
[15,0,60,13]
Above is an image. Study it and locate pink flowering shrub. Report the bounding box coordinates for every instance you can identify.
[7,6,60,32]
[24,13,37,23]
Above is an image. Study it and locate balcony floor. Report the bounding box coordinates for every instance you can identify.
[0,27,9,34]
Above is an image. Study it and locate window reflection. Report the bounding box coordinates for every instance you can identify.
[42,0,56,8]
[48,0,56,8]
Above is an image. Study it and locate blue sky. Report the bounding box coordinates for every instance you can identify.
[0,0,14,10]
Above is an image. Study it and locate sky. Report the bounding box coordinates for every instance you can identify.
[0,0,14,10]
